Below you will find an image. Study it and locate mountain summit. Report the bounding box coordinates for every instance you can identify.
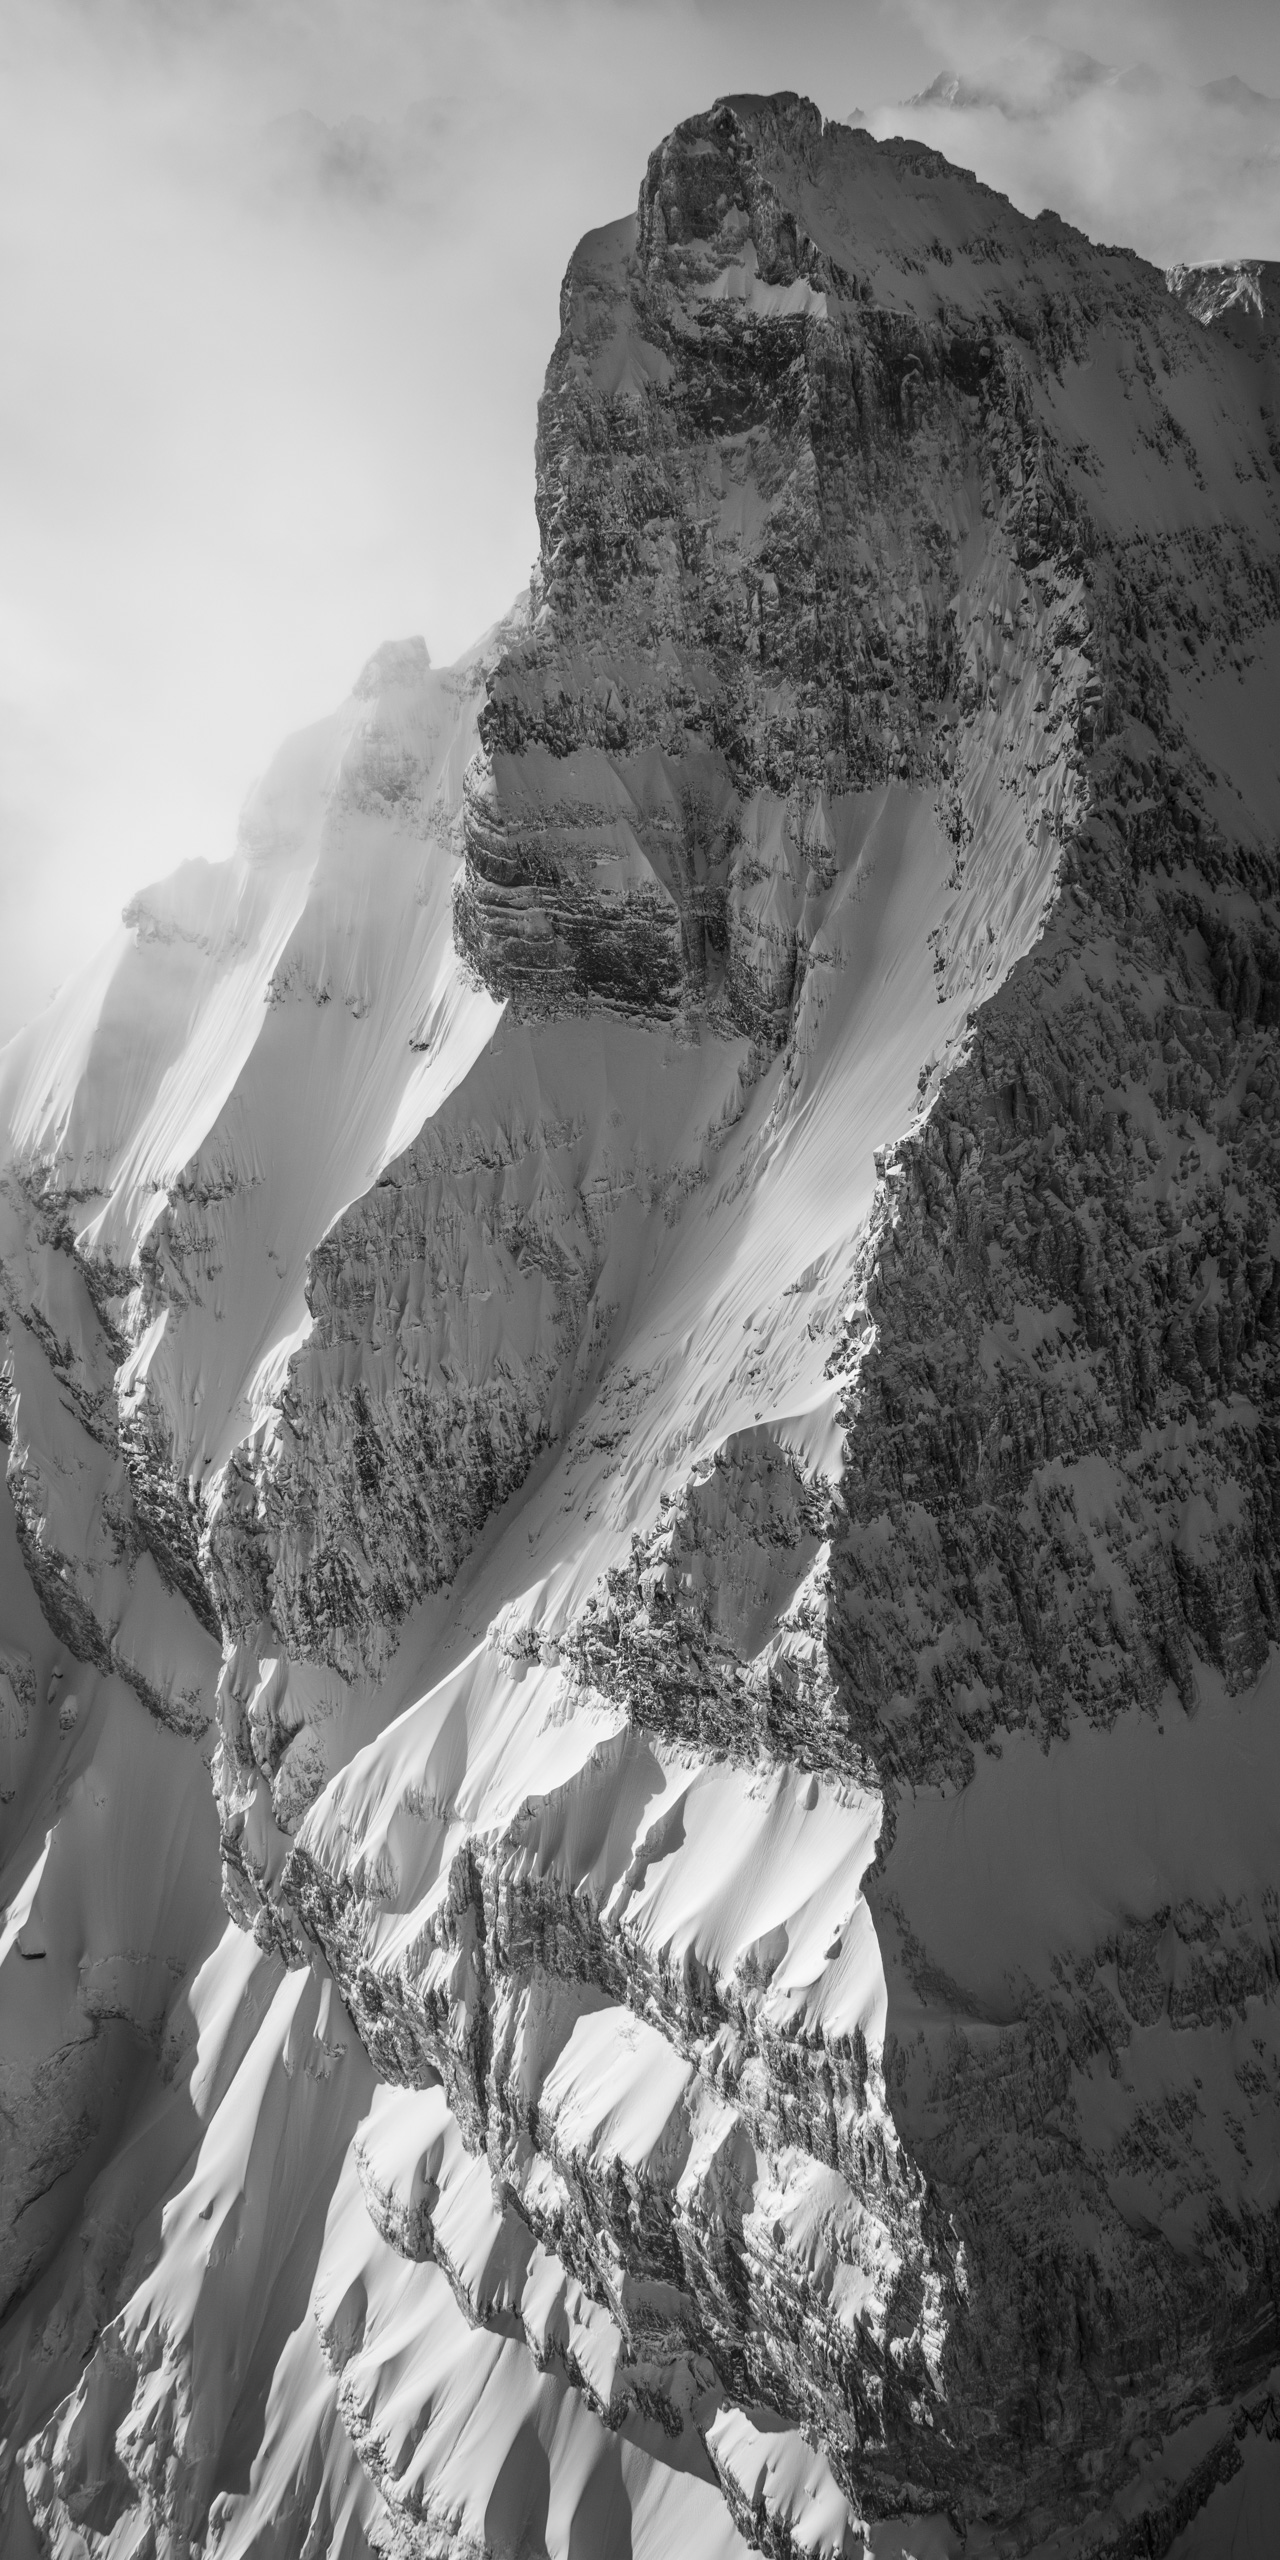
[3,92,1280,2558]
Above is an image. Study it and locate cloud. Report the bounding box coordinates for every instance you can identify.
[0,0,929,1043]
[260,101,463,216]
[0,5,572,1036]
[864,16,1280,264]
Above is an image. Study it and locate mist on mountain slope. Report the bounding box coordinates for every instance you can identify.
[2,0,1279,1055]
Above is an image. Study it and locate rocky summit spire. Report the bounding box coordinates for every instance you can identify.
[3,90,1280,2560]
[456,94,1075,1038]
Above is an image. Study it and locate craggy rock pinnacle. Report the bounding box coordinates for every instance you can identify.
[228,97,1099,1683]
[4,88,1280,2560]
[456,95,1076,1037]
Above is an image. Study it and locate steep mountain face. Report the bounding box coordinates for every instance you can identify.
[2,90,1280,2560]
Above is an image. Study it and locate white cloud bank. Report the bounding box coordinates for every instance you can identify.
[863,22,1280,265]
[0,0,931,1041]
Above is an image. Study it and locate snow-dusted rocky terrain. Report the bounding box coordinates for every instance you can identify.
[2,91,1280,2560]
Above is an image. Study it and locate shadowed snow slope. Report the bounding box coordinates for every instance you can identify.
[3,88,1280,2560]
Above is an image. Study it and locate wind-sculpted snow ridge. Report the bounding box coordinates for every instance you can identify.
[4,85,1280,2560]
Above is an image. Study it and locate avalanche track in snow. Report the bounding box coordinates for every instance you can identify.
[2,91,1280,2560]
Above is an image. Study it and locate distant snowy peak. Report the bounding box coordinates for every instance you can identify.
[0,599,524,1242]
[903,49,1132,120]
[351,631,430,693]
[1198,73,1280,118]
[894,46,1280,127]
[1167,256,1280,341]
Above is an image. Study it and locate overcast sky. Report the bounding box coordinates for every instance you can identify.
[2,0,1279,1043]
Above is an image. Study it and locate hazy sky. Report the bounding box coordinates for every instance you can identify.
[2,0,1279,1043]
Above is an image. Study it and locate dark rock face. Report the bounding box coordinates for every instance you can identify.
[831,893,1280,1791]
[205,1014,755,1680]
[456,96,1035,1037]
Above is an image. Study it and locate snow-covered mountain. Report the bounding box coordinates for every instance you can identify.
[3,91,1280,2558]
